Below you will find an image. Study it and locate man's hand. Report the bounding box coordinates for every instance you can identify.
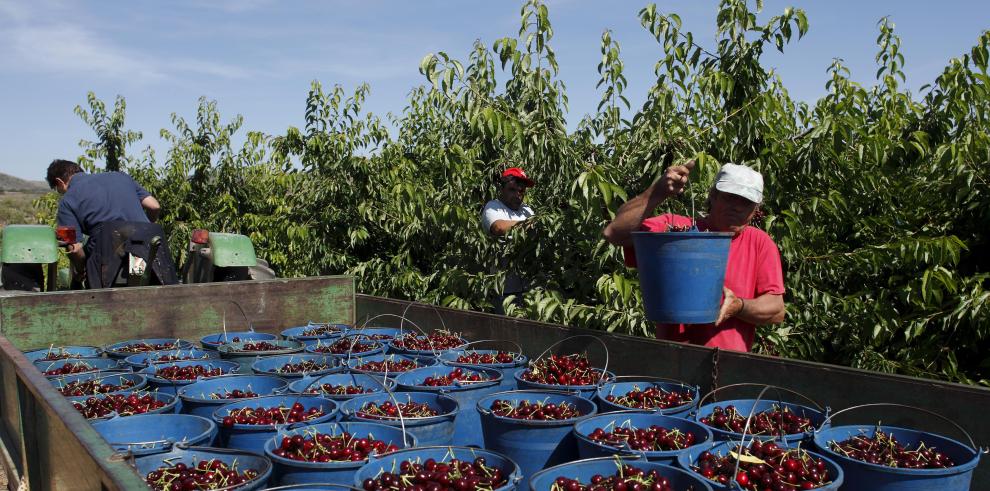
[656,160,696,198]
[716,286,744,326]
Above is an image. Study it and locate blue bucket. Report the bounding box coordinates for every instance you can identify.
[678,438,843,490]
[812,424,979,491]
[264,421,416,486]
[346,353,437,379]
[282,324,349,348]
[35,358,125,377]
[213,395,338,453]
[123,348,218,370]
[133,446,273,491]
[395,366,502,447]
[50,372,147,396]
[477,390,598,490]
[92,413,217,455]
[252,354,343,379]
[573,410,713,464]
[353,446,522,491]
[220,340,307,374]
[514,369,615,399]
[288,373,396,400]
[103,338,194,359]
[68,390,178,421]
[178,374,290,418]
[438,349,529,391]
[306,335,386,360]
[694,399,827,444]
[530,456,713,491]
[201,330,281,351]
[23,345,102,362]
[596,376,699,416]
[631,230,732,324]
[346,327,402,348]
[387,334,468,357]
[140,360,242,396]
[340,392,458,447]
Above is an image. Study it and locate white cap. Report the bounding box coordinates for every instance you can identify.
[714,163,763,204]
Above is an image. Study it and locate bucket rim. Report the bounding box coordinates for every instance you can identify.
[514,369,616,390]
[140,360,241,384]
[357,444,522,486]
[341,392,460,423]
[812,424,982,475]
[676,438,845,490]
[529,455,716,491]
[394,366,504,392]
[476,389,598,425]
[631,230,735,238]
[263,420,417,468]
[211,395,338,428]
[572,409,714,456]
[177,374,290,402]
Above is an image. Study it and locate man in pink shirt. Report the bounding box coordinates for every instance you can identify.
[603,161,785,352]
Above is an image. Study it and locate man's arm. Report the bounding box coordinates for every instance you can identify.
[141,196,161,223]
[716,288,786,325]
[604,161,694,247]
[489,219,523,236]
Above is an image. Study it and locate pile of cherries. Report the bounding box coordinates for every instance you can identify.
[455,351,517,365]
[489,399,584,420]
[236,341,283,352]
[420,367,489,386]
[305,383,373,396]
[361,457,508,491]
[301,324,344,336]
[313,338,380,355]
[144,459,259,491]
[354,358,420,373]
[43,361,100,376]
[220,402,324,427]
[147,353,207,363]
[391,331,465,351]
[550,464,684,491]
[208,388,259,400]
[58,378,136,396]
[72,393,166,419]
[40,348,86,361]
[692,440,832,489]
[357,401,440,420]
[586,425,697,451]
[272,431,400,462]
[277,359,334,374]
[154,364,226,381]
[605,385,694,411]
[830,429,955,469]
[699,404,812,436]
[521,353,604,386]
[113,341,182,353]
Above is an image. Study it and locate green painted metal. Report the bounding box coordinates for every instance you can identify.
[208,232,257,267]
[0,225,57,264]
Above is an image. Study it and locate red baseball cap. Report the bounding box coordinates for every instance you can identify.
[502,167,535,187]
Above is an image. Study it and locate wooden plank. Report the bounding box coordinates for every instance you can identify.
[0,352,24,490]
[357,294,990,488]
[0,276,355,351]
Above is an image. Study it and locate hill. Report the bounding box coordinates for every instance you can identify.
[0,172,48,193]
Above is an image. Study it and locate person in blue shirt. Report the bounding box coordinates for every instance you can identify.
[46,159,171,287]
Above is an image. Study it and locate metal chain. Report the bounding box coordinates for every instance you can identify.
[709,347,720,402]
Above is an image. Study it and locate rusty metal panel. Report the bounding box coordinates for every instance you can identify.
[356,294,990,488]
[0,276,355,351]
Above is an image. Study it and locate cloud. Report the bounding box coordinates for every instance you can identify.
[0,1,253,82]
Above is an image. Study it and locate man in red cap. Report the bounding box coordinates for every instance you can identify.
[481,167,536,313]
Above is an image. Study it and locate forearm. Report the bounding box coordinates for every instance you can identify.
[490,219,523,236]
[141,196,161,223]
[735,293,786,325]
[604,182,668,247]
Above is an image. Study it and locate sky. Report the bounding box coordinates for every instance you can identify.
[1,0,988,181]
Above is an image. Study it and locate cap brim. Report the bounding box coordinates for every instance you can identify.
[714,182,761,203]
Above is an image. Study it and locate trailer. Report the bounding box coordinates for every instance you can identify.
[0,276,986,489]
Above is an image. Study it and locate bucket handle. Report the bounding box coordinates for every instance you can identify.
[728,384,804,488]
[451,339,526,361]
[531,335,610,387]
[357,313,417,335]
[357,314,441,357]
[815,402,984,453]
[400,301,449,336]
[221,300,255,342]
[340,374,412,448]
[697,383,824,412]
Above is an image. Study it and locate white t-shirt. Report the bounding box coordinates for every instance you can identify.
[481,200,534,235]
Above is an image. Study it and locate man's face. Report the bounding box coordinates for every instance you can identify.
[500,177,527,210]
[708,189,759,233]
